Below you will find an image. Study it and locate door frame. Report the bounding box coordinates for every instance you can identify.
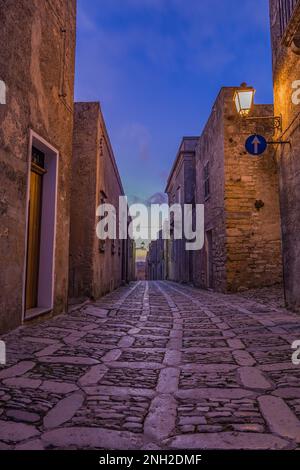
[22,130,59,321]
[25,160,46,310]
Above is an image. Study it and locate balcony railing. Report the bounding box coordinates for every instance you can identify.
[279,0,299,37]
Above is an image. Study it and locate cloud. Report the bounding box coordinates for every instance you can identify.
[121,0,167,9]
[76,0,272,207]
[127,191,169,243]
[128,192,167,206]
[145,192,168,205]
[77,6,97,33]
[77,0,267,82]
[120,122,152,162]
[128,194,146,205]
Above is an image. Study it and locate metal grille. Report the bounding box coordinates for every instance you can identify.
[278,0,298,36]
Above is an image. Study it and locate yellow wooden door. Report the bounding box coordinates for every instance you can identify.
[25,163,45,310]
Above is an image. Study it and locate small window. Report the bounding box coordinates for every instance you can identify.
[278,0,298,37]
[204,162,210,200]
[32,146,45,169]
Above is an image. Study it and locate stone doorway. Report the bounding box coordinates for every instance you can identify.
[25,147,46,309]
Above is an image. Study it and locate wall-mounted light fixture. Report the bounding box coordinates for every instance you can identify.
[233,83,282,132]
[233,83,255,117]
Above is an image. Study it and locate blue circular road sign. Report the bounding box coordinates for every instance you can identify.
[245,134,267,156]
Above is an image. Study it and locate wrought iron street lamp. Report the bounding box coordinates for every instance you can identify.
[233,83,290,151]
[233,83,255,117]
[234,83,291,153]
[233,83,282,132]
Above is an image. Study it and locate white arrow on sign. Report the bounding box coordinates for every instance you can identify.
[251,136,261,154]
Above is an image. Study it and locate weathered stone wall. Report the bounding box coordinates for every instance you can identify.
[269,0,300,311]
[166,156,183,283]
[137,262,146,280]
[69,103,98,299]
[195,87,282,292]
[69,102,125,301]
[146,242,156,280]
[127,239,136,282]
[0,0,76,333]
[147,235,166,280]
[223,89,282,291]
[194,91,227,291]
[166,138,198,284]
[93,105,125,297]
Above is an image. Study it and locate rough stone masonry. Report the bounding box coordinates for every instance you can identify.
[0,0,76,333]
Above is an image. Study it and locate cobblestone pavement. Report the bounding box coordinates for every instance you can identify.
[0,281,300,450]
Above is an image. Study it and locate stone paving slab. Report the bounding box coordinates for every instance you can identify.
[0,281,300,449]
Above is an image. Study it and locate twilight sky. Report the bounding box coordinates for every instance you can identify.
[75,0,273,204]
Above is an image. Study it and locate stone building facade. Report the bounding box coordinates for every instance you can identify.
[136,245,147,281]
[269,0,300,311]
[194,87,283,292]
[146,232,167,280]
[69,102,132,301]
[0,0,76,333]
[165,137,198,283]
[136,262,146,281]
[127,238,136,283]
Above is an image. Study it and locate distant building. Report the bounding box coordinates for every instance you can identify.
[127,238,137,284]
[69,102,133,301]
[165,137,198,284]
[0,1,77,333]
[269,0,300,311]
[135,244,147,280]
[136,262,146,281]
[194,87,282,292]
[146,231,167,280]
[163,89,283,292]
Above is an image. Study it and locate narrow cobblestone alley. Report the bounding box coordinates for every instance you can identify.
[0,281,300,450]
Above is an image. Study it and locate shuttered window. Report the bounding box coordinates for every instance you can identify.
[278,0,298,36]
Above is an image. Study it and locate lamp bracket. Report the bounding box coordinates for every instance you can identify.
[266,140,291,146]
[244,115,282,132]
